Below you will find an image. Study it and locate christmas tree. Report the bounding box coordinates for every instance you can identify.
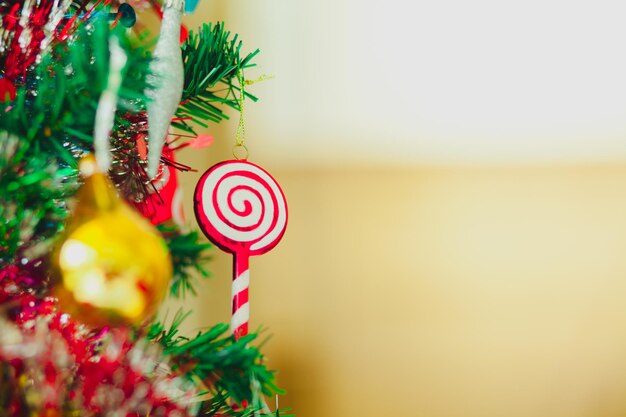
[0,1,286,415]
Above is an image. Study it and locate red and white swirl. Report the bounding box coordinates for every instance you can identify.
[198,161,287,254]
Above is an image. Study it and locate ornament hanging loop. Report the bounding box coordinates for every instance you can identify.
[232,143,249,160]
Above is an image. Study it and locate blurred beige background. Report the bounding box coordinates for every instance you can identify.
[161,1,626,416]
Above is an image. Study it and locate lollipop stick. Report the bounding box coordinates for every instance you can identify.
[231,253,250,339]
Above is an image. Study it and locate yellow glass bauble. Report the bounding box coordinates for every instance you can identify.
[50,155,172,328]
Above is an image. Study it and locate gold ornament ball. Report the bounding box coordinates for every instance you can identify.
[51,155,172,328]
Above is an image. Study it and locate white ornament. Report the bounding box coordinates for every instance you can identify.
[146,0,185,178]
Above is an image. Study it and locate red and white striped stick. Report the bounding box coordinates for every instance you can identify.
[231,255,250,338]
[194,160,288,339]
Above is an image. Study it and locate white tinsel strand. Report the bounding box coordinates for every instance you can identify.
[146,0,185,178]
[41,0,74,53]
[17,0,34,51]
[94,38,127,172]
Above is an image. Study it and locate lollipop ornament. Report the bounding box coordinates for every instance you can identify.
[194,160,288,338]
[194,70,287,338]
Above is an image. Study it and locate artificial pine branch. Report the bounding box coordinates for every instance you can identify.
[175,22,260,133]
[0,131,76,265]
[159,224,213,298]
[0,19,151,168]
[148,313,282,410]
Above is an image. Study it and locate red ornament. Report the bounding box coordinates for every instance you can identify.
[194,160,288,339]
[135,146,185,226]
[0,78,16,102]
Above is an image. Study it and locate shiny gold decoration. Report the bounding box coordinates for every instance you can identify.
[51,155,172,327]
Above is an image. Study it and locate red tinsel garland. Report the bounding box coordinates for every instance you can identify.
[0,265,197,416]
[0,0,110,85]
